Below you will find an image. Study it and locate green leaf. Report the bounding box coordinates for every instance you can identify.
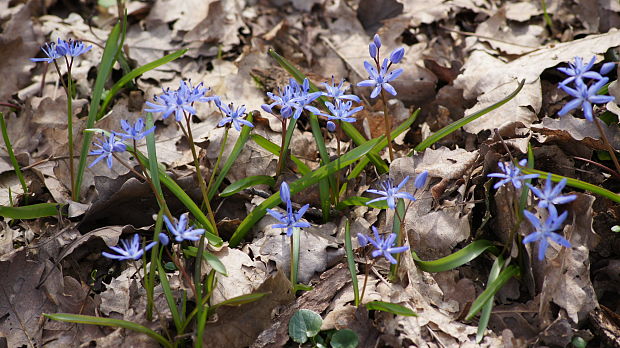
[344,219,359,307]
[74,23,122,199]
[183,247,228,275]
[466,264,520,320]
[212,292,268,308]
[348,109,420,180]
[414,79,525,152]
[0,203,62,219]
[365,301,417,317]
[288,309,323,344]
[98,49,187,120]
[336,196,388,210]
[44,313,172,348]
[292,228,300,287]
[157,262,183,333]
[411,240,498,273]
[145,113,165,209]
[0,113,28,202]
[220,175,275,197]
[251,134,311,174]
[208,112,254,200]
[476,255,505,343]
[519,167,620,203]
[229,136,380,247]
[330,329,359,348]
[389,199,406,279]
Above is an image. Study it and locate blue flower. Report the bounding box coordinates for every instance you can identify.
[266,182,311,237]
[262,78,322,119]
[557,56,613,86]
[102,234,157,261]
[158,233,170,246]
[163,213,206,242]
[487,159,539,189]
[357,58,403,98]
[414,170,429,189]
[61,39,93,58]
[30,39,66,63]
[318,100,363,123]
[326,121,336,132]
[366,176,417,210]
[360,226,409,264]
[215,100,254,131]
[88,132,127,169]
[145,80,216,121]
[527,174,576,216]
[522,209,571,260]
[558,78,615,121]
[118,118,155,141]
[322,77,361,103]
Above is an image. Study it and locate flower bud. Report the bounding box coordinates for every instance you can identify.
[373,34,382,49]
[389,47,405,64]
[600,62,615,75]
[369,42,377,59]
[327,121,336,132]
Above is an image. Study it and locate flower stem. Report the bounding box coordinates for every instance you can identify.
[380,90,394,162]
[181,115,218,236]
[359,257,376,304]
[52,60,76,200]
[276,118,288,177]
[594,116,620,176]
[335,120,342,204]
[206,126,229,197]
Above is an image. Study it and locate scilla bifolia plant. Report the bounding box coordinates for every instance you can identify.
[31,38,92,200]
[357,34,405,162]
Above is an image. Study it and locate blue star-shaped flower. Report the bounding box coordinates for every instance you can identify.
[266,182,311,237]
[357,58,403,98]
[88,132,127,169]
[558,78,615,121]
[318,100,363,124]
[487,159,539,189]
[522,209,571,261]
[358,226,409,264]
[322,77,361,103]
[365,176,416,210]
[163,213,206,242]
[118,118,156,141]
[527,174,576,216]
[62,39,93,58]
[558,56,604,86]
[216,100,254,132]
[102,234,157,261]
[30,39,66,64]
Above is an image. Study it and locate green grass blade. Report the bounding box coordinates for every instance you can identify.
[146,208,164,321]
[157,262,183,334]
[211,292,268,309]
[0,203,62,219]
[519,167,620,203]
[74,23,122,199]
[476,255,505,343]
[0,113,28,202]
[518,144,535,217]
[251,134,311,174]
[220,175,275,197]
[365,301,417,316]
[229,136,381,247]
[336,196,388,210]
[44,313,172,348]
[348,109,419,180]
[183,247,228,276]
[389,199,406,279]
[292,228,300,287]
[267,49,387,173]
[98,49,187,120]
[411,240,498,273]
[465,265,520,320]
[344,219,360,306]
[145,113,164,202]
[414,79,525,152]
[208,112,254,200]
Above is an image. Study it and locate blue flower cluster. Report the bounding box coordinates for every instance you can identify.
[103,212,206,261]
[557,56,615,122]
[261,78,322,120]
[487,160,576,260]
[215,98,254,132]
[30,38,92,64]
[357,34,405,99]
[266,182,311,237]
[365,172,428,210]
[89,118,155,169]
[145,80,217,122]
